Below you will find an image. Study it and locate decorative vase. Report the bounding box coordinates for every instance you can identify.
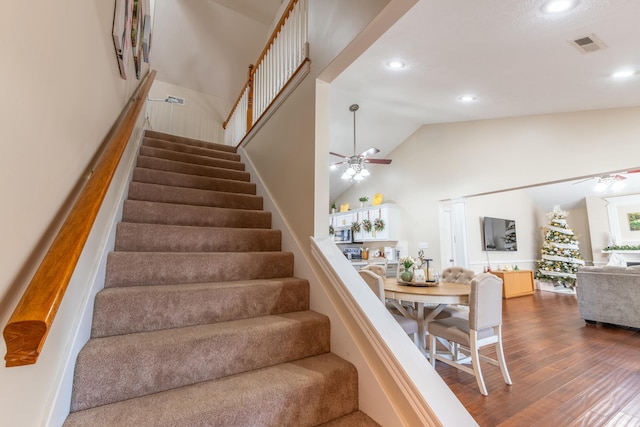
[400,270,413,282]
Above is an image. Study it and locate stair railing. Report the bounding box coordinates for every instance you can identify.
[3,70,156,367]
[223,0,309,146]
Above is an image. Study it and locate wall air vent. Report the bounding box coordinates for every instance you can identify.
[166,95,185,105]
[569,33,607,54]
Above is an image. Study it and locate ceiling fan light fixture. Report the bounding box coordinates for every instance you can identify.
[594,174,626,192]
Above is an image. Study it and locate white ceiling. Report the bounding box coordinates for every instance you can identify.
[329,0,640,203]
[152,0,283,106]
[151,0,640,209]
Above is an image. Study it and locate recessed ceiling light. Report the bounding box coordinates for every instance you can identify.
[541,0,577,14]
[612,69,636,79]
[458,95,477,102]
[386,60,405,69]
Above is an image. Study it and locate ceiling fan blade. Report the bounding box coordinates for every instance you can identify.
[359,147,379,157]
[364,158,392,165]
[329,152,349,159]
[330,160,348,166]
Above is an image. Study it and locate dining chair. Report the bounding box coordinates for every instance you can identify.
[427,273,512,396]
[359,270,419,346]
[434,266,476,319]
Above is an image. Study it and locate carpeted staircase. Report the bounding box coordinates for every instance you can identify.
[63,130,380,426]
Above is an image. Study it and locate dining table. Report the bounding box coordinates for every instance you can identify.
[383,278,470,353]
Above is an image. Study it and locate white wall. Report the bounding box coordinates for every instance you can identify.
[147,80,227,143]
[336,107,640,270]
[0,1,149,425]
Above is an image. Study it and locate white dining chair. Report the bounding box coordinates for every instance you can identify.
[427,273,512,395]
[359,270,419,346]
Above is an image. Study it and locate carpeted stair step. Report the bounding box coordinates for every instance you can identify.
[127,181,263,210]
[143,137,240,163]
[105,251,294,287]
[115,223,281,252]
[145,130,238,153]
[71,311,331,411]
[91,278,310,337]
[136,155,251,182]
[132,167,256,194]
[319,411,381,426]
[64,353,359,427]
[140,144,246,171]
[121,200,270,228]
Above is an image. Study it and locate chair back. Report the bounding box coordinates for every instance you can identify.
[358,270,385,303]
[361,264,386,278]
[468,273,504,331]
[441,266,475,284]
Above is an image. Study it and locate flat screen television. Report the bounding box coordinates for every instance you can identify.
[483,217,517,251]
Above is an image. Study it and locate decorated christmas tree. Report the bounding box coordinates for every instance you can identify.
[536,206,585,287]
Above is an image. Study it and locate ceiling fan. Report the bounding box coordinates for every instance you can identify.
[572,169,640,192]
[330,104,392,180]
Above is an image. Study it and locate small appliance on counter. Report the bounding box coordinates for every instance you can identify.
[384,246,396,261]
[343,247,361,260]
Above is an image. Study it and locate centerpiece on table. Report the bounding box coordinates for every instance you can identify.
[399,256,415,282]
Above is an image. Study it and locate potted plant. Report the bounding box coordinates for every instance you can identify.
[359,196,369,208]
[330,203,337,214]
[399,257,415,282]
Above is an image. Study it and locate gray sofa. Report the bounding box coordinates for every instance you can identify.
[576,266,640,329]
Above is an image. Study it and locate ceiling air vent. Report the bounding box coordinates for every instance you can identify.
[569,33,607,54]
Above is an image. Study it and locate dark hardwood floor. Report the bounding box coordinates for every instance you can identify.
[433,290,640,426]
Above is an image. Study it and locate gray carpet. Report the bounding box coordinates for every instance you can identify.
[64,130,380,426]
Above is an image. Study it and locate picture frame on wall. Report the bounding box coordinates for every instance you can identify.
[131,0,142,79]
[142,0,152,63]
[628,212,640,231]
[112,0,134,79]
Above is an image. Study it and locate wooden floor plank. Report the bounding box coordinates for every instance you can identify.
[431,290,640,426]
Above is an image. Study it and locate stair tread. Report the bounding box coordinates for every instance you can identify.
[136,155,251,182]
[105,251,294,287]
[115,222,281,252]
[127,181,264,210]
[132,167,257,195]
[143,137,240,162]
[139,144,245,171]
[144,130,237,153]
[65,353,358,427]
[92,277,310,337]
[72,311,331,411]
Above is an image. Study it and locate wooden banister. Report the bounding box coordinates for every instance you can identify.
[3,70,156,367]
[222,0,301,132]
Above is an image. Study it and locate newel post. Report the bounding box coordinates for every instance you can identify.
[246,64,254,132]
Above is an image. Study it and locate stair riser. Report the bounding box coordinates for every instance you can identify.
[71,312,330,411]
[91,279,310,337]
[121,200,271,228]
[144,130,237,154]
[105,252,294,287]
[64,354,358,427]
[132,168,256,195]
[143,138,240,162]
[127,182,263,210]
[115,223,281,252]
[136,156,250,182]
[139,145,245,171]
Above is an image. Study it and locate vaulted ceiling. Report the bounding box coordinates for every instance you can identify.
[150,0,640,208]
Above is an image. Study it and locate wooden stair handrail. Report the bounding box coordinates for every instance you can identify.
[3,70,157,367]
[222,0,300,130]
